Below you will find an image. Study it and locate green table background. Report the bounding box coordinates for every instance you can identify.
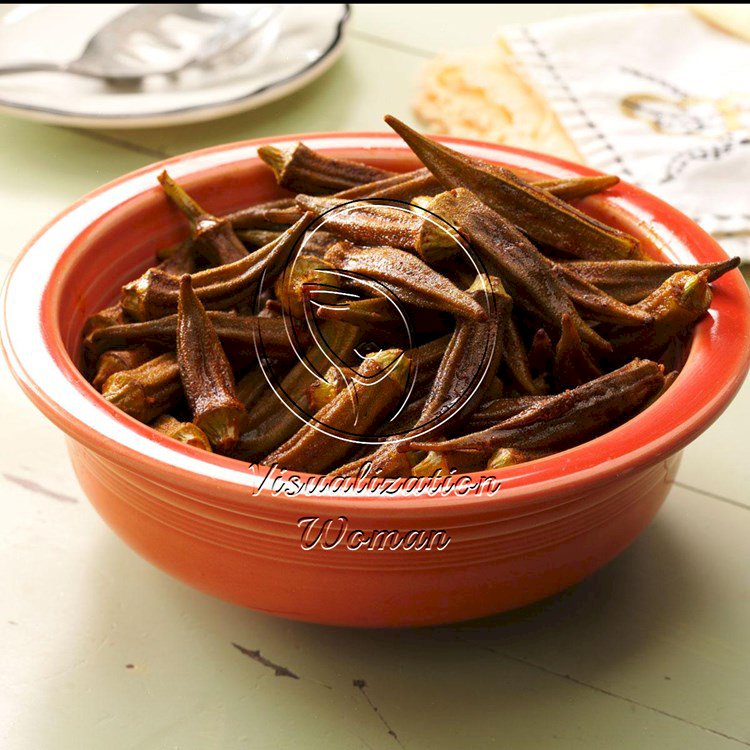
[1,5,749,748]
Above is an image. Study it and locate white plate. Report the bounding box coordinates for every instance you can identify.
[0,3,350,128]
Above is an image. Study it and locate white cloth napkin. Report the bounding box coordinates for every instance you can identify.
[504,7,750,261]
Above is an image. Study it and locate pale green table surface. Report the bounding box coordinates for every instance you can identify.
[1,5,749,749]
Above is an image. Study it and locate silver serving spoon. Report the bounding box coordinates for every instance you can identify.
[0,4,278,83]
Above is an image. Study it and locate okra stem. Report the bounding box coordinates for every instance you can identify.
[152,415,213,452]
[159,171,247,266]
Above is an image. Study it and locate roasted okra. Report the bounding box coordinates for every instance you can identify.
[80,118,739,478]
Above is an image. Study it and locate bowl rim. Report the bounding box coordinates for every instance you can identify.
[2,131,749,514]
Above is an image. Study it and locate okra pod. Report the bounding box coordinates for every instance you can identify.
[86,311,298,363]
[92,344,155,391]
[159,171,247,266]
[154,239,197,276]
[324,241,486,320]
[407,358,665,454]
[385,115,641,260]
[274,254,340,319]
[122,213,314,320]
[102,352,182,423]
[553,262,654,326]
[528,328,553,378]
[176,276,246,454]
[258,142,394,195]
[264,349,410,473]
[468,395,549,431]
[236,367,272,411]
[553,313,602,390]
[227,198,302,230]
[417,275,510,431]
[429,188,610,350]
[152,414,213,452]
[502,316,539,396]
[609,270,712,360]
[564,257,740,304]
[82,304,125,339]
[412,450,485,477]
[315,296,401,330]
[487,448,547,470]
[237,229,338,258]
[235,321,360,456]
[535,174,619,201]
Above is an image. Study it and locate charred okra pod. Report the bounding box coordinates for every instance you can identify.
[235,321,361,458]
[176,276,246,454]
[296,195,460,263]
[428,188,609,351]
[553,263,654,326]
[85,311,298,364]
[535,174,619,200]
[92,344,155,391]
[235,366,274,412]
[467,395,550,431]
[346,168,442,201]
[306,364,349,413]
[417,275,510,430]
[237,229,338,258]
[274,254,340,319]
[227,198,303,230]
[315,296,401,331]
[502,316,539,396]
[335,279,509,476]
[528,328,553,378]
[83,304,125,339]
[154,239,197,276]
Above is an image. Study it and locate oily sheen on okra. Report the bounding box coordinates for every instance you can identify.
[80,116,740,478]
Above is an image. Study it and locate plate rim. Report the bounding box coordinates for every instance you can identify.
[0,3,350,128]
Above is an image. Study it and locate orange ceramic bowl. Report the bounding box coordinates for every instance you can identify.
[2,134,749,627]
